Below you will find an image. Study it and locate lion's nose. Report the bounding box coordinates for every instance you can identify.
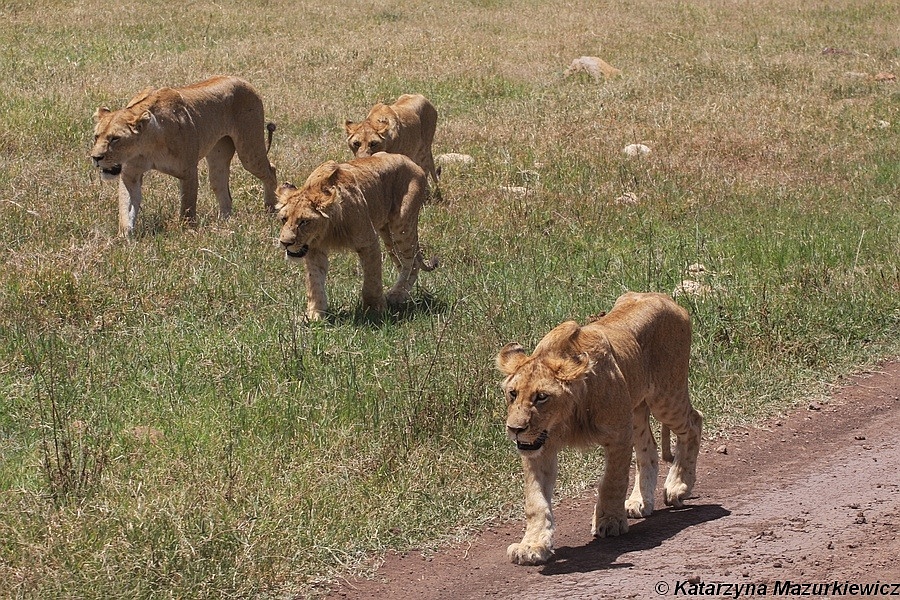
[280,239,292,247]
[507,424,527,437]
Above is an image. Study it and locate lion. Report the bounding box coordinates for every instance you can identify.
[496,292,703,566]
[344,94,439,184]
[276,153,438,321]
[90,75,278,236]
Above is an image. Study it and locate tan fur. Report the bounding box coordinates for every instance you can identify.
[91,76,278,236]
[276,153,437,321]
[496,292,703,566]
[344,94,439,183]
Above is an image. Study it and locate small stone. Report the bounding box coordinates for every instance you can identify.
[564,56,622,79]
[623,143,651,157]
[499,185,529,196]
[716,444,728,455]
[614,191,640,205]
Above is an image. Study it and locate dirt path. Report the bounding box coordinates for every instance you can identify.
[327,362,900,599]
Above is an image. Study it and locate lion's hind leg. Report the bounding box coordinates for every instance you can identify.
[626,402,658,518]
[207,137,236,219]
[383,191,426,306]
[661,398,702,508]
[234,129,278,211]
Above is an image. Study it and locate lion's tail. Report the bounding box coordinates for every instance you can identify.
[661,424,674,463]
[266,122,276,154]
[418,252,439,272]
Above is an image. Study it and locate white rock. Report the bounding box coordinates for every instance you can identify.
[623,143,651,157]
[499,185,529,197]
[673,279,712,298]
[436,152,474,166]
[614,191,640,205]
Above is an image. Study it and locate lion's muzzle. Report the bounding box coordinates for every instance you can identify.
[284,243,309,259]
[510,429,549,453]
[91,155,122,179]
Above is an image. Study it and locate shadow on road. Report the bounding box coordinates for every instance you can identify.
[541,503,731,575]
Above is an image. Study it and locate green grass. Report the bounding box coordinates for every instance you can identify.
[1,0,899,597]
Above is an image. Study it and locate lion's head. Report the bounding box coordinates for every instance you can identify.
[90,90,157,180]
[275,162,346,260]
[496,321,594,455]
[344,107,396,158]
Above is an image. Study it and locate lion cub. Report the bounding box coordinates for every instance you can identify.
[344,94,439,184]
[496,292,703,565]
[91,75,278,236]
[276,153,438,321]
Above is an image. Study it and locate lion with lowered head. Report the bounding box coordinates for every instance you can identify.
[496,292,703,566]
[276,153,438,321]
[91,75,278,236]
[344,94,439,184]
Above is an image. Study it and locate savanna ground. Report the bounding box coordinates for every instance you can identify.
[328,362,900,599]
[0,0,897,598]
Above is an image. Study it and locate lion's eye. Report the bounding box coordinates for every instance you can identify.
[369,141,379,148]
[351,141,361,149]
[508,390,518,401]
[297,219,310,228]
[108,136,120,145]
[280,216,288,224]
[534,392,549,404]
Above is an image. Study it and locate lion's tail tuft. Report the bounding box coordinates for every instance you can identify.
[266,122,276,153]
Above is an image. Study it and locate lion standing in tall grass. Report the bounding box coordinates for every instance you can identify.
[344,94,439,184]
[276,153,438,321]
[90,75,278,236]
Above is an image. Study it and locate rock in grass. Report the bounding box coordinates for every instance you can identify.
[564,56,622,80]
[436,152,474,167]
[623,143,651,157]
[615,191,640,205]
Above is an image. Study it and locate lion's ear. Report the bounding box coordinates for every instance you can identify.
[374,115,393,134]
[320,162,343,196]
[277,182,297,195]
[548,352,593,382]
[127,110,153,134]
[496,343,528,375]
[344,120,356,134]
[93,107,110,122]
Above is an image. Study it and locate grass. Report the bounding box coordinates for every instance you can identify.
[1,0,898,597]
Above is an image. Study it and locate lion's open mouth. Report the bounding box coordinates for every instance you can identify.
[101,165,122,177]
[285,245,309,259]
[516,430,549,452]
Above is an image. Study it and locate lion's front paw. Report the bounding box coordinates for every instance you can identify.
[306,308,327,322]
[625,497,653,518]
[591,514,629,538]
[507,541,553,566]
[664,482,688,507]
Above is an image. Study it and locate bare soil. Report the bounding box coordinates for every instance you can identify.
[327,362,900,599]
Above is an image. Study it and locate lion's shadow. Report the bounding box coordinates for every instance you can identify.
[540,503,730,576]
[331,289,450,326]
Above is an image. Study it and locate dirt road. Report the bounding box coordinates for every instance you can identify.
[328,362,900,599]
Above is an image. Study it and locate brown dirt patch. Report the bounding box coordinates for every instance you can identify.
[328,361,900,599]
